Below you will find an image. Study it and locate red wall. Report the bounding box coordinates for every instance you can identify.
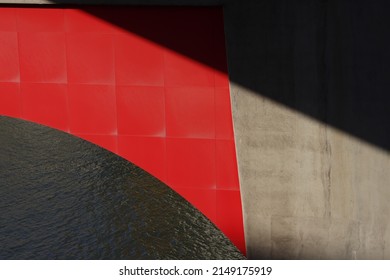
[0,6,245,254]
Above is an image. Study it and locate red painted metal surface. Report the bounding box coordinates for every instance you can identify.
[0,6,245,254]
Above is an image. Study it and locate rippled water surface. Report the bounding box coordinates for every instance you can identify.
[0,116,244,260]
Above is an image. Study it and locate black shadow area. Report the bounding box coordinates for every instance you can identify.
[2,0,388,151]
[76,0,389,151]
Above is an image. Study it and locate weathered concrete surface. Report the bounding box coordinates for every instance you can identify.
[225,0,390,259]
[230,86,390,259]
[1,0,389,259]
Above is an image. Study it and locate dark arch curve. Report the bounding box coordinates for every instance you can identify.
[0,116,244,259]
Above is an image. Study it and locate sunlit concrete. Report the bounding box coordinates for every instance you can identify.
[224,0,390,259]
[231,84,390,259]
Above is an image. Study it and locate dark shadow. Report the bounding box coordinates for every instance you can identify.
[222,0,390,151]
[4,0,389,151]
[83,6,229,73]
[78,0,389,151]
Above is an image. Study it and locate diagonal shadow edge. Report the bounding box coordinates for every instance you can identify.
[83,1,390,152]
[1,1,389,151]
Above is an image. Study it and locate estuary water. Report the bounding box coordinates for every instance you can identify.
[0,116,244,260]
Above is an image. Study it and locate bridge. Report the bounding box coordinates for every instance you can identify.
[0,1,389,259]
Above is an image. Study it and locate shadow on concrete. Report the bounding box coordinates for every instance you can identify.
[222,0,390,151]
[13,0,390,150]
[83,0,390,151]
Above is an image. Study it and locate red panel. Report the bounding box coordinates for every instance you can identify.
[166,87,215,138]
[174,188,217,223]
[118,136,166,181]
[0,8,16,31]
[66,33,114,84]
[68,84,116,134]
[19,32,67,83]
[165,50,215,87]
[117,86,165,137]
[215,71,229,88]
[166,138,215,189]
[21,83,68,131]
[65,9,119,34]
[0,82,21,118]
[115,34,164,86]
[216,140,240,190]
[215,87,234,140]
[0,7,245,253]
[216,190,246,254]
[0,32,19,82]
[75,134,118,153]
[17,8,64,32]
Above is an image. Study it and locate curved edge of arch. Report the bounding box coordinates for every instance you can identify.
[0,114,246,256]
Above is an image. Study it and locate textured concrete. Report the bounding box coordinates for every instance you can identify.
[225,0,390,259]
[1,0,389,259]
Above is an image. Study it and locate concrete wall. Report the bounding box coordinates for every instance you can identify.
[224,0,390,259]
[2,0,389,259]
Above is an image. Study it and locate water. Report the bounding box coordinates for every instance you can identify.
[0,116,244,260]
